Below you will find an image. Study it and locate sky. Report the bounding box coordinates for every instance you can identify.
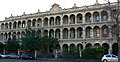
[0,0,116,20]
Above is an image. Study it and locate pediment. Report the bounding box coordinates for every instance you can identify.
[49,3,62,13]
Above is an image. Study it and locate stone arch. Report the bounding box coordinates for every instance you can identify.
[32,19,36,27]
[70,28,75,39]
[101,25,109,37]
[63,15,68,25]
[49,17,54,26]
[49,29,54,38]
[43,29,48,36]
[55,16,61,25]
[5,23,8,30]
[12,32,16,39]
[77,13,83,23]
[86,26,92,38]
[37,18,42,27]
[1,23,4,30]
[93,11,100,22]
[69,44,76,52]
[62,44,68,52]
[37,30,41,35]
[112,43,118,55]
[4,33,7,40]
[85,12,92,23]
[21,31,25,37]
[86,43,92,48]
[22,20,26,28]
[102,43,109,54]
[93,26,100,38]
[17,32,21,39]
[77,27,83,38]
[18,21,21,28]
[13,22,17,29]
[27,20,31,27]
[70,14,75,24]
[101,10,108,21]
[8,32,11,39]
[77,43,83,51]
[63,28,68,39]
[9,22,12,29]
[43,17,48,26]
[55,29,60,39]
[94,43,101,48]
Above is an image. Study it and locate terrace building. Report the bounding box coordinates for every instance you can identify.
[0,1,118,55]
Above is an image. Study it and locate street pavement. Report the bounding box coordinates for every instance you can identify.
[0,58,101,62]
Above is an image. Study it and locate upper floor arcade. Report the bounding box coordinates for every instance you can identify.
[0,10,111,31]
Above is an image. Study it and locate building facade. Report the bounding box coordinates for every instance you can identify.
[0,1,118,55]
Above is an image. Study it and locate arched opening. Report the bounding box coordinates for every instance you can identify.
[55,29,60,39]
[43,18,48,26]
[37,18,42,27]
[18,21,21,28]
[77,13,83,23]
[86,26,92,38]
[63,28,68,39]
[13,22,17,29]
[70,14,75,24]
[85,12,92,23]
[86,43,92,48]
[101,25,109,37]
[77,27,83,38]
[62,44,68,52]
[22,20,26,28]
[94,43,101,48]
[49,17,54,26]
[27,20,31,27]
[93,26,100,38]
[112,43,118,55]
[69,44,76,52]
[70,28,75,39]
[32,19,36,27]
[43,30,48,36]
[55,16,61,25]
[93,12,100,22]
[101,10,108,21]
[102,43,109,54]
[49,29,54,38]
[63,15,68,25]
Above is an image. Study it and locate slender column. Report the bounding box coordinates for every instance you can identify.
[75,29,77,39]
[91,14,93,23]
[108,25,112,54]
[68,30,70,39]
[60,29,63,39]
[83,27,86,39]
[99,11,102,22]
[48,19,50,26]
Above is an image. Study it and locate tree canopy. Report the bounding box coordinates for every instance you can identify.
[21,28,59,52]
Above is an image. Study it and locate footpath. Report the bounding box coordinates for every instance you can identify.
[38,58,101,62]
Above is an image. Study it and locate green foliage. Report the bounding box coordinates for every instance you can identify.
[21,28,41,50]
[0,42,4,53]
[21,28,59,53]
[82,47,105,59]
[5,37,20,53]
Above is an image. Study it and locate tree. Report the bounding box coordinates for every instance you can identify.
[105,0,120,61]
[21,28,41,51]
[82,47,105,59]
[21,28,59,58]
[5,37,20,53]
[0,42,4,53]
